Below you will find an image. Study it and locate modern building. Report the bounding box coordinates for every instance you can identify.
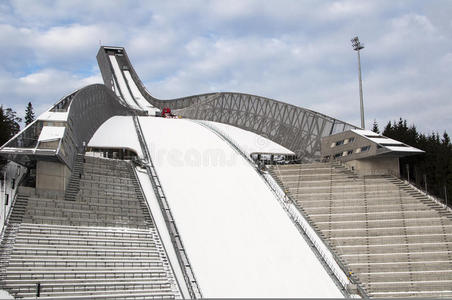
[0,46,450,299]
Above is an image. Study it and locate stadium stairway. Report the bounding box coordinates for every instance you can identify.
[0,156,181,299]
[270,162,452,298]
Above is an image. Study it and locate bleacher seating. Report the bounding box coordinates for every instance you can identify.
[0,156,180,299]
[270,162,452,298]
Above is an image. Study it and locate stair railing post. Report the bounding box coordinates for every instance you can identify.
[423,174,427,194]
[445,185,448,208]
[406,164,410,183]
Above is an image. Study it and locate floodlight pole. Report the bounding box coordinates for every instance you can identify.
[351,36,365,129]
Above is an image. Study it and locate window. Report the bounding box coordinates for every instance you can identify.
[344,137,355,145]
[347,150,353,156]
[333,153,342,158]
[361,146,371,152]
[335,140,344,146]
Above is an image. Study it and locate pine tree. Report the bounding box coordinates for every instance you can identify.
[24,102,35,126]
[371,119,380,134]
[382,117,452,206]
[0,105,21,146]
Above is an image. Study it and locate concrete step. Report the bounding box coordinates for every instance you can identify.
[23,205,147,221]
[314,216,452,230]
[78,196,148,207]
[25,198,144,215]
[83,168,131,178]
[336,241,452,255]
[13,241,159,252]
[79,181,135,192]
[12,246,161,257]
[322,224,452,238]
[292,189,409,200]
[281,178,391,188]
[271,163,330,170]
[305,202,430,215]
[6,265,167,273]
[331,233,452,247]
[8,258,164,268]
[272,167,335,176]
[342,250,452,264]
[296,196,419,208]
[81,173,133,184]
[349,260,452,273]
[78,188,136,198]
[83,160,130,168]
[16,231,154,243]
[289,184,401,194]
[5,269,168,280]
[19,216,149,229]
[370,291,452,299]
[18,223,154,238]
[14,235,158,248]
[4,278,170,288]
[309,209,442,223]
[358,269,452,283]
[21,289,176,299]
[365,280,452,297]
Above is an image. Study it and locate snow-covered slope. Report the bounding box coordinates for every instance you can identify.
[88,116,342,297]
[197,120,294,158]
[108,55,141,110]
[88,116,143,158]
[137,117,342,298]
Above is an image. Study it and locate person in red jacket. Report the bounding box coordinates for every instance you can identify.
[161,107,173,118]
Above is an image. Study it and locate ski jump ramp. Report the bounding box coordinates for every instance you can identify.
[90,117,344,297]
[1,46,362,298]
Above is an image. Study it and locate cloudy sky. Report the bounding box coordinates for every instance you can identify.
[1,0,451,135]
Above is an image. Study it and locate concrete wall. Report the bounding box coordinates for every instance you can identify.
[345,157,400,177]
[36,161,71,192]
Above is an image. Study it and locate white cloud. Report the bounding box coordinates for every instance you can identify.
[0,0,451,135]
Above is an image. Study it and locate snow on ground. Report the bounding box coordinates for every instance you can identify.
[198,120,294,158]
[37,126,65,142]
[37,111,68,122]
[0,289,13,299]
[135,167,189,298]
[123,70,160,115]
[109,55,141,110]
[87,116,143,158]
[138,116,342,298]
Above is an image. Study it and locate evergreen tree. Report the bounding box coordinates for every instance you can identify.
[371,119,380,134]
[382,117,451,205]
[0,105,21,146]
[24,102,35,126]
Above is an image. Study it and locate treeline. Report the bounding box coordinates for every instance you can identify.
[0,102,35,166]
[374,118,452,203]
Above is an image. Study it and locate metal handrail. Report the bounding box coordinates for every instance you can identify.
[0,165,28,243]
[192,120,367,298]
[130,162,183,298]
[132,115,202,299]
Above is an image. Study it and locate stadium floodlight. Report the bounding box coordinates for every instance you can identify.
[351,36,365,129]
